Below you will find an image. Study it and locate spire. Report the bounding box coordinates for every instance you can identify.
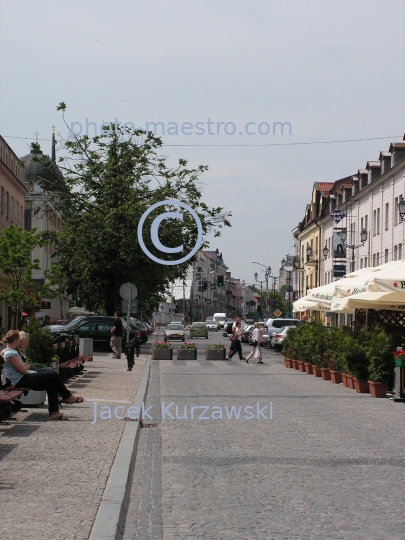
[51,126,56,162]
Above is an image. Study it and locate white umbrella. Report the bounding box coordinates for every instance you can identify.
[293,297,331,312]
[330,290,405,312]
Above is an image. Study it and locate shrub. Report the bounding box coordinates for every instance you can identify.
[282,327,298,359]
[293,321,330,367]
[207,343,225,349]
[363,326,395,385]
[25,317,55,367]
[154,341,171,349]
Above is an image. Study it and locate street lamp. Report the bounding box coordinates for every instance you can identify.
[398,197,405,221]
[338,228,368,271]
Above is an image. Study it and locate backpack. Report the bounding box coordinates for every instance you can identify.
[226,322,233,335]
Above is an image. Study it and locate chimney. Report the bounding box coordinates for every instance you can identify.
[389,143,405,167]
[51,128,56,162]
[379,151,391,174]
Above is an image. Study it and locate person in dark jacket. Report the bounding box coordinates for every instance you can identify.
[110,311,123,359]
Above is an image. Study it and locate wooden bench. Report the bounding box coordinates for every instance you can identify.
[58,354,93,380]
[0,389,25,422]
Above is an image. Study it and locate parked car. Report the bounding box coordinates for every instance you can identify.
[164,322,185,341]
[47,315,146,350]
[271,326,289,351]
[265,318,303,347]
[190,322,208,339]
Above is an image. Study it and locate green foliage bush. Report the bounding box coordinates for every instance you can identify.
[26,317,56,367]
[283,322,394,384]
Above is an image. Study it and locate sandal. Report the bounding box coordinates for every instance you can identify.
[63,396,86,404]
[50,413,70,421]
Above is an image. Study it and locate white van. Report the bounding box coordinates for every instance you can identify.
[213,313,227,328]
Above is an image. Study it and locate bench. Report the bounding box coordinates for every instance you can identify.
[59,354,93,380]
[0,389,25,422]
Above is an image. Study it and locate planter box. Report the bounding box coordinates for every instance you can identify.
[177,349,197,360]
[346,375,355,389]
[321,368,331,381]
[298,361,306,372]
[152,348,172,360]
[341,373,348,387]
[304,362,313,375]
[206,348,226,360]
[313,366,322,377]
[330,371,342,384]
[20,390,46,407]
[395,357,405,368]
[283,358,290,368]
[353,378,370,393]
[288,359,295,368]
[293,360,300,370]
[368,381,388,398]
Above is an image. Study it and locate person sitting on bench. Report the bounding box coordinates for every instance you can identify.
[2,330,85,421]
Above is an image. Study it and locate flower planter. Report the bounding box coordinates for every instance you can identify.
[304,362,313,375]
[353,378,370,393]
[298,361,306,372]
[177,349,197,360]
[368,381,388,398]
[287,359,295,368]
[293,360,300,370]
[312,366,322,377]
[20,390,46,407]
[346,375,355,389]
[283,358,290,368]
[341,373,348,387]
[330,371,342,384]
[320,368,331,381]
[152,348,172,360]
[206,348,226,360]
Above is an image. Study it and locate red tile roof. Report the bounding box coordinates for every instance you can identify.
[318,182,334,196]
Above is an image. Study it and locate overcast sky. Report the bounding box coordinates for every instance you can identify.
[1,0,404,284]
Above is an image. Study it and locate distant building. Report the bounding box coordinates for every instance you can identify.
[20,135,70,321]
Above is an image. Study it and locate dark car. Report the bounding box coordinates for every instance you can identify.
[47,316,146,350]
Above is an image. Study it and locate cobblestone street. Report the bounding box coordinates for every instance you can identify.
[0,352,148,540]
[124,344,405,540]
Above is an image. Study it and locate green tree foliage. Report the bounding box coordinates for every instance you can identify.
[0,225,65,329]
[37,104,231,315]
[26,317,56,367]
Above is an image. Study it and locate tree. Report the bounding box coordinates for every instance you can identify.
[36,104,231,315]
[0,225,58,329]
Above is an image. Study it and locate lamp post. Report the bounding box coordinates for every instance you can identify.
[338,228,368,272]
[252,261,271,315]
[305,245,329,287]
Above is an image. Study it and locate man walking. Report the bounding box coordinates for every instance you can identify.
[110,311,123,359]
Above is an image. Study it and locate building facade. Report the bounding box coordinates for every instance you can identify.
[0,136,29,330]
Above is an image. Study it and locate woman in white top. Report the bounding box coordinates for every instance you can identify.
[246,322,264,364]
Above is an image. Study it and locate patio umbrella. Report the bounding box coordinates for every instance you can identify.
[293,297,331,312]
[330,290,405,312]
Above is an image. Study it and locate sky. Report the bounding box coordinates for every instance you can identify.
[1,0,404,284]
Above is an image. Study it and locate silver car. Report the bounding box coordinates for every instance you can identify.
[271,327,289,351]
[164,322,185,341]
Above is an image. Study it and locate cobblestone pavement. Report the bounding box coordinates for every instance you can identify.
[124,343,405,540]
[0,350,148,540]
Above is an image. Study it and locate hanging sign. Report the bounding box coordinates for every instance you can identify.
[330,208,346,224]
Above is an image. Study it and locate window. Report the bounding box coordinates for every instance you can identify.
[77,321,97,332]
[361,217,363,231]
[365,214,368,232]
[24,203,32,230]
[399,244,403,260]
[385,203,389,230]
[373,254,376,266]
[385,249,389,263]
[377,252,380,265]
[360,258,363,269]
[364,256,367,268]
[394,245,398,261]
[6,192,9,218]
[96,322,112,333]
[0,186,2,215]
[377,208,380,234]
[395,196,402,226]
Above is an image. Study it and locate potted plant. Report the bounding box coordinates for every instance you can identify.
[365,327,395,398]
[205,343,226,360]
[152,341,172,360]
[394,349,405,368]
[22,318,56,406]
[346,331,370,393]
[178,342,197,360]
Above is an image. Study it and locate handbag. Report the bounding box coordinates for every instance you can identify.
[248,339,257,347]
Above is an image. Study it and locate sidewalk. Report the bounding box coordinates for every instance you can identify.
[0,351,148,540]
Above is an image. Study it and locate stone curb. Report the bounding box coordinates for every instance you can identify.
[88,356,151,540]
